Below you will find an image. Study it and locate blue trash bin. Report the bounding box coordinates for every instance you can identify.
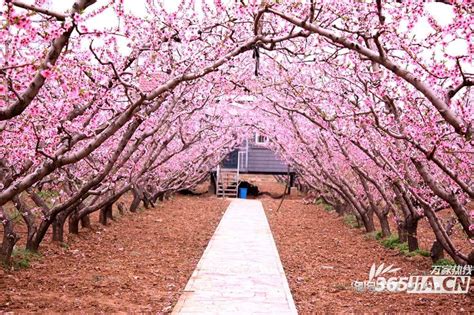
[239,187,248,199]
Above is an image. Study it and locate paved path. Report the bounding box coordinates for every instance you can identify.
[172,199,297,314]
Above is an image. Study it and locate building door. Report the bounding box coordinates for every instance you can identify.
[222,149,238,168]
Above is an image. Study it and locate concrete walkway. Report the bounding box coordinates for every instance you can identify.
[172,199,297,314]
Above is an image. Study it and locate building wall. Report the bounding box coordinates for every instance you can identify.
[220,135,290,174]
[247,146,289,173]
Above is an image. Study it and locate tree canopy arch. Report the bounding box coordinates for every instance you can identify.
[0,0,472,265]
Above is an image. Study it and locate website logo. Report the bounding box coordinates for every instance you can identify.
[352,263,472,294]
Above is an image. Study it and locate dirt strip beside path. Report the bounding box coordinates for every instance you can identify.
[1,195,228,313]
[264,199,473,314]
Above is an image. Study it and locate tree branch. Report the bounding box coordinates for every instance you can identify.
[11,1,67,21]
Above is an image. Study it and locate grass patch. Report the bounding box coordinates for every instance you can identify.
[405,248,430,257]
[36,189,59,200]
[315,198,334,212]
[433,258,456,266]
[60,242,70,249]
[5,208,23,224]
[375,231,383,240]
[37,189,59,207]
[380,234,401,249]
[404,249,430,257]
[11,248,41,269]
[343,214,359,228]
[379,235,430,258]
[364,231,384,241]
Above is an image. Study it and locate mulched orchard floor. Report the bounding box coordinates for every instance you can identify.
[1,194,228,313]
[263,197,473,313]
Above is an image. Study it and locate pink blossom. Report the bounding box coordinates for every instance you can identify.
[40,69,53,79]
[16,16,31,30]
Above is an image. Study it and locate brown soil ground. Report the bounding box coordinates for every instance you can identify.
[1,194,228,313]
[264,198,473,313]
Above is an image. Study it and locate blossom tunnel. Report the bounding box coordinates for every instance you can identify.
[0,0,472,272]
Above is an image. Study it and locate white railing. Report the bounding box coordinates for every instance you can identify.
[238,151,247,171]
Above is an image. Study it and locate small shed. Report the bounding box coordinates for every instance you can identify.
[213,133,295,197]
[222,133,291,174]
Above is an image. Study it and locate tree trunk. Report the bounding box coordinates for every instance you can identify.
[52,212,68,243]
[393,182,420,248]
[422,203,467,265]
[74,188,129,231]
[378,212,391,238]
[398,222,408,243]
[81,214,91,228]
[356,172,390,237]
[142,190,155,209]
[117,202,126,215]
[209,173,216,194]
[26,230,43,252]
[406,219,419,251]
[69,214,80,235]
[430,241,444,262]
[413,159,473,239]
[69,206,91,234]
[99,208,107,225]
[12,195,37,252]
[142,196,150,209]
[106,205,113,220]
[338,183,375,232]
[362,212,376,233]
[334,202,349,216]
[367,208,375,231]
[0,230,19,266]
[99,203,113,225]
[129,187,142,213]
[25,228,37,251]
[430,217,457,263]
[0,207,19,266]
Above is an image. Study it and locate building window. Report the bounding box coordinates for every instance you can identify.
[255,133,268,144]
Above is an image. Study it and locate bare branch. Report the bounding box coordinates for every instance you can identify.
[11,1,67,21]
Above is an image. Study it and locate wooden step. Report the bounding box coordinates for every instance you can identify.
[216,167,239,198]
[217,183,238,187]
[218,188,238,192]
